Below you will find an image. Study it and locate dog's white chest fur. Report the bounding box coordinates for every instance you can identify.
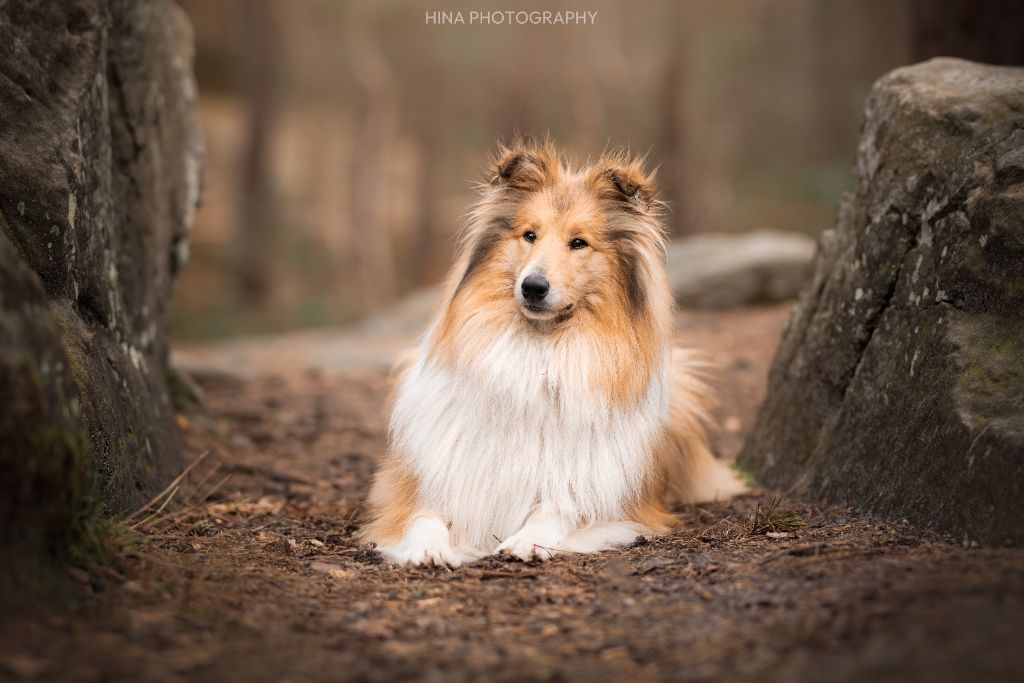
[390,329,669,554]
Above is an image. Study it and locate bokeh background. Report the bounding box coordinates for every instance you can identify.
[171,0,996,340]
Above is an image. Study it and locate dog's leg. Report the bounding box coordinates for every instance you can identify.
[496,503,570,561]
[376,514,470,567]
[559,520,648,553]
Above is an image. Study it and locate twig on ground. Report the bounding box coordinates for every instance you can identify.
[218,460,314,486]
[125,450,210,521]
[134,472,233,533]
[183,462,222,506]
[131,485,180,530]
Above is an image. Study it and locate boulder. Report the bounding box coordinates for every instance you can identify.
[740,59,1024,546]
[0,0,202,561]
[667,230,815,308]
[0,234,84,567]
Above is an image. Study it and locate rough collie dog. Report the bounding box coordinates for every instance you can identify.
[363,138,746,566]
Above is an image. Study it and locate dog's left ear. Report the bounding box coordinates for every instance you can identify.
[588,153,658,214]
[487,138,559,193]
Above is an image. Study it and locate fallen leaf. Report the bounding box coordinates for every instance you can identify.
[311,561,350,579]
[600,646,632,661]
[207,496,284,516]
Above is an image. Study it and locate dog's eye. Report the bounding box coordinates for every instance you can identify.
[569,238,588,250]
[523,231,537,243]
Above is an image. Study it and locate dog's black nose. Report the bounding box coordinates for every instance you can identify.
[521,274,550,302]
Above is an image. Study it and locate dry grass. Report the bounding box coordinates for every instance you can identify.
[749,496,807,535]
[123,450,240,534]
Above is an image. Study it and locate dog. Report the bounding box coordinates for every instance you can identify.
[362,138,747,566]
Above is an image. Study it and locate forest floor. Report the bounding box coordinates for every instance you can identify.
[3,304,1023,683]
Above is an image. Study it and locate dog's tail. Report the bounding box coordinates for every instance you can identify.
[660,348,749,504]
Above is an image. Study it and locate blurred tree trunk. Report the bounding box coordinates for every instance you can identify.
[235,0,279,304]
[347,7,398,309]
[656,2,692,236]
[564,27,604,159]
[911,0,1024,65]
[409,44,443,286]
[495,44,539,141]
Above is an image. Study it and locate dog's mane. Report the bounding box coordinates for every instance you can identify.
[427,138,674,407]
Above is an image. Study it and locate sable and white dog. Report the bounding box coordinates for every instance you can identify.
[363,139,746,566]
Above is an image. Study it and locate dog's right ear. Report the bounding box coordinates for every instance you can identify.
[586,151,658,215]
[487,138,558,192]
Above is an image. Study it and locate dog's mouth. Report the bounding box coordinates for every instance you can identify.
[521,302,574,321]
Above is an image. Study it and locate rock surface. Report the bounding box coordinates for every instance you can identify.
[740,58,1024,546]
[667,230,815,308]
[0,236,84,566]
[0,0,202,559]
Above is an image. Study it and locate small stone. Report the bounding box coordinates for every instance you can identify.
[636,556,675,574]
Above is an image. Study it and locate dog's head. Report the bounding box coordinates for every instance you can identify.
[453,138,667,328]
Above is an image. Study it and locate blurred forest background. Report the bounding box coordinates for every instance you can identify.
[171,0,993,340]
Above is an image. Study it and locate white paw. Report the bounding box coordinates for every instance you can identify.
[496,535,557,562]
[393,542,466,568]
[377,516,469,567]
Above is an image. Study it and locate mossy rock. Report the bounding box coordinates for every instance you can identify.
[740,59,1024,546]
[0,0,202,584]
[0,233,85,578]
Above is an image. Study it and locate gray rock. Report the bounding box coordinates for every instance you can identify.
[0,0,202,545]
[739,58,1024,546]
[667,230,815,308]
[0,234,84,565]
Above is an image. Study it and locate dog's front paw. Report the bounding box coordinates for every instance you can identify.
[394,541,466,568]
[377,516,470,567]
[496,535,557,562]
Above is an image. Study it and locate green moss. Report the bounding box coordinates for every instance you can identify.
[950,311,1024,433]
[68,467,115,570]
[29,425,84,481]
[28,425,99,564]
[66,448,141,573]
[53,314,90,385]
[731,460,761,488]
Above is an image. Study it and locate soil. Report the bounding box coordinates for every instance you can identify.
[3,304,1023,683]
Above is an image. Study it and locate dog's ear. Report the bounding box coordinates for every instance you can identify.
[487,137,558,192]
[588,152,658,214]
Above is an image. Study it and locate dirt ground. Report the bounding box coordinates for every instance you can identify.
[3,304,1023,683]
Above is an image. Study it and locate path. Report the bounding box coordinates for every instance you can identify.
[2,304,1022,683]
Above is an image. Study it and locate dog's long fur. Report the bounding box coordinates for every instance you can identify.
[362,138,747,565]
